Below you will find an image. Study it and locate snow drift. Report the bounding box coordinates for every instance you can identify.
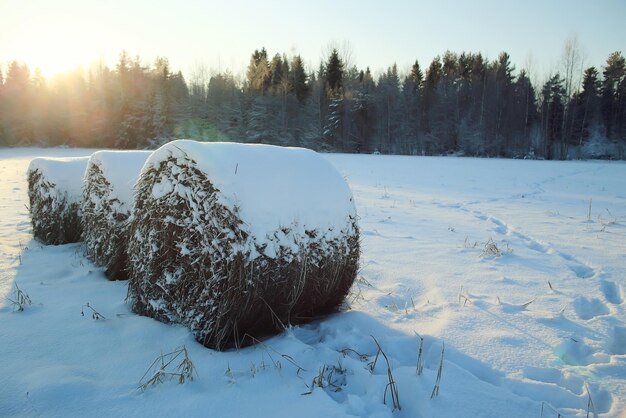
[81,150,152,280]
[126,140,360,349]
[27,156,90,245]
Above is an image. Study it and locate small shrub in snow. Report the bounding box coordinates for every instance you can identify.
[480,238,512,257]
[80,302,106,320]
[127,140,360,350]
[27,156,90,245]
[302,362,347,395]
[138,346,195,390]
[81,151,151,279]
[8,282,31,312]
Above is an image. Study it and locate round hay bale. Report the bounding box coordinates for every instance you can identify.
[127,140,360,350]
[82,150,152,280]
[27,156,90,245]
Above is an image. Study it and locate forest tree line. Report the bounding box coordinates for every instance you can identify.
[0,46,625,159]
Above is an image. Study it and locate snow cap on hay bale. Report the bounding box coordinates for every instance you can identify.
[27,156,90,245]
[127,140,360,350]
[82,150,152,280]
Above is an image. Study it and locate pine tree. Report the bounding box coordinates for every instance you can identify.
[541,74,566,159]
[1,61,32,144]
[246,48,271,94]
[325,49,343,94]
[492,52,515,155]
[322,49,345,150]
[206,71,241,141]
[601,52,626,141]
[352,67,375,153]
[376,64,401,153]
[422,56,442,154]
[439,51,459,152]
[571,67,601,149]
[401,60,423,154]
[290,55,309,103]
[269,53,285,94]
[511,69,537,155]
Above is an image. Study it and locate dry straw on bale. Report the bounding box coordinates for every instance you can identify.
[82,150,152,280]
[127,140,360,350]
[27,156,90,245]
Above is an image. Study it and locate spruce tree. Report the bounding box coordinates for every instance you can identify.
[290,55,309,103]
[321,49,345,150]
[601,52,625,141]
[325,49,343,94]
[2,62,32,144]
[402,60,423,154]
[571,67,601,148]
[541,74,566,159]
[246,48,271,94]
[422,56,442,153]
[352,67,375,153]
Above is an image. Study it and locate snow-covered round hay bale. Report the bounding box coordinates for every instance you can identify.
[27,156,90,245]
[82,150,152,280]
[127,140,360,350]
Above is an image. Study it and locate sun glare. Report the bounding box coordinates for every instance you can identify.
[7,20,98,79]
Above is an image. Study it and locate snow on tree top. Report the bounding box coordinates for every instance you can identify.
[27,156,90,203]
[86,150,152,208]
[145,140,357,241]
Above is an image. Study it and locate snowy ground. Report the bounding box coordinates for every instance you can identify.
[1,148,625,418]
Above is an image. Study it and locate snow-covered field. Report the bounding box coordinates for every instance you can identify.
[1,147,625,418]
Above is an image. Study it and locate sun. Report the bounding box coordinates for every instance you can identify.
[4,18,100,79]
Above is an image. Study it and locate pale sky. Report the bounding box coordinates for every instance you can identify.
[1,0,624,82]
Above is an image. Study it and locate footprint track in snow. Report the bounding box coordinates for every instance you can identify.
[479,212,598,280]
[522,366,585,396]
[601,280,624,305]
[573,296,611,320]
[438,201,600,281]
[611,326,626,355]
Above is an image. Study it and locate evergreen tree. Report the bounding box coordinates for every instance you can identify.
[540,74,566,159]
[401,60,423,154]
[376,64,401,153]
[325,49,343,94]
[352,67,375,152]
[601,52,626,142]
[322,49,345,149]
[246,48,271,94]
[511,69,537,155]
[439,51,459,152]
[206,71,241,140]
[30,68,49,142]
[422,56,442,154]
[269,53,285,94]
[290,55,309,103]
[1,61,32,144]
[571,67,601,148]
[491,52,515,155]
